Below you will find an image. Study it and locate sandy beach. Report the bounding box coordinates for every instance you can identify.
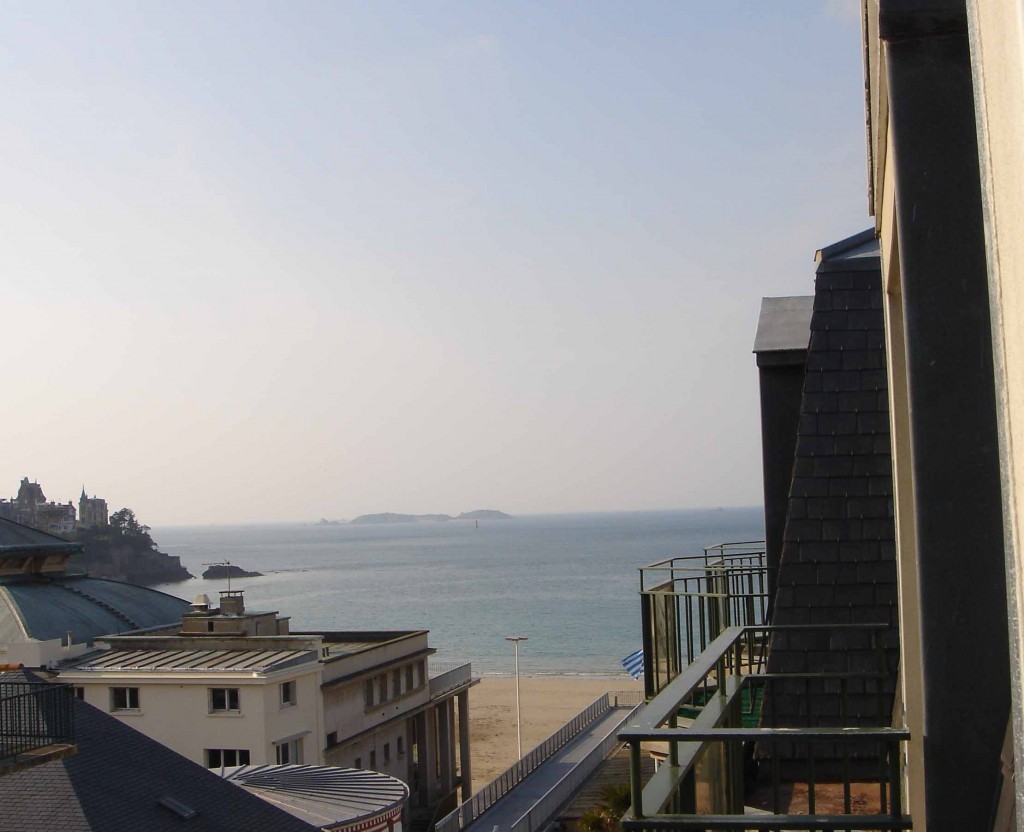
[467,675,642,792]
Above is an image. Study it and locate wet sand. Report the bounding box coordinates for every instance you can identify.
[466,675,642,792]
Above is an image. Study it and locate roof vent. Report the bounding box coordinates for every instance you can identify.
[157,796,197,820]
[190,594,211,611]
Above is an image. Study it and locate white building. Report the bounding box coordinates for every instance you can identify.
[58,590,475,815]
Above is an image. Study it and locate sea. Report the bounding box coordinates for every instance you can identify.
[151,507,764,677]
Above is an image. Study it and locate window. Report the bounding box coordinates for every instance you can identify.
[73,686,85,700]
[110,686,139,711]
[405,664,414,690]
[209,687,240,713]
[275,737,303,765]
[392,669,402,696]
[364,679,374,708]
[205,748,250,768]
[280,680,296,707]
[377,673,388,702]
[383,742,391,764]
[354,756,362,769]
[397,736,404,757]
[327,730,338,747]
[417,660,425,688]
[369,749,376,768]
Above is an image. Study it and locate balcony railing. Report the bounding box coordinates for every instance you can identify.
[640,542,769,697]
[619,624,909,830]
[0,681,76,772]
[428,661,474,698]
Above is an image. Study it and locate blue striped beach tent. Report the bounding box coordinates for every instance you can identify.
[621,648,644,680]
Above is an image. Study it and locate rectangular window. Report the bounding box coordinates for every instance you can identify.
[392,669,402,696]
[73,686,85,700]
[209,687,240,713]
[110,686,139,711]
[280,680,296,707]
[405,665,414,690]
[377,673,388,702]
[383,742,391,764]
[369,749,376,768]
[205,748,250,768]
[364,679,374,708]
[417,660,425,688]
[275,737,303,765]
[354,756,362,769]
[397,736,404,757]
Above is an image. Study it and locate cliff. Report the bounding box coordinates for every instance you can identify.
[71,524,193,586]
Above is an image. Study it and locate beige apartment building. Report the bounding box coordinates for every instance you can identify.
[57,590,474,815]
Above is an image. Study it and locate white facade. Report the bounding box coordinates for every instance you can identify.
[55,596,474,815]
[61,651,324,768]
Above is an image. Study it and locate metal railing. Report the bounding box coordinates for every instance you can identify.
[640,542,769,697]
[436,691,642,832]
[429,661,473,698]
[0,681,75,765]
[510,698,643,832]
[619,624,910,831]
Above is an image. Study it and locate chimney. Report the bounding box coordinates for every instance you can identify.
[219,590,245,615]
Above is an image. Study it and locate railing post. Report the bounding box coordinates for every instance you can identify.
[629,740,644,819]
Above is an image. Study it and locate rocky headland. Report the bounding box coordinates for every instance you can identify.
[72,511,193,586]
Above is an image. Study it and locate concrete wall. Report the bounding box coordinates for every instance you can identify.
[968,0,1024,822]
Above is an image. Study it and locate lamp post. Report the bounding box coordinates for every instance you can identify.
[505,635,528,759]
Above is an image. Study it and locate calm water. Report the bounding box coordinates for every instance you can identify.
[152,508,763,676]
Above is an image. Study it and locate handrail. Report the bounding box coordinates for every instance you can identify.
[435,692,616,832]
[619,623,908,829]
[510,703,642,832]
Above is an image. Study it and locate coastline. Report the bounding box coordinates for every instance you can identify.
[466,674,641,792]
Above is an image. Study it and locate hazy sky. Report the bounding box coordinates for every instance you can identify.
[2,2,868,525]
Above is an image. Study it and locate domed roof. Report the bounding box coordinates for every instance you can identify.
[0,575,190,646]
[0,515,190,649]
[222,765,409,828]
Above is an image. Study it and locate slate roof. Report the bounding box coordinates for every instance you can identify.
[752,296,814,356]
[0,576,190,644]
[0,671,318,832]
[0,516,82,557]
[764,233,898,735]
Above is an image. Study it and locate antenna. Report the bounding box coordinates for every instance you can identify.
[202,560,233,593]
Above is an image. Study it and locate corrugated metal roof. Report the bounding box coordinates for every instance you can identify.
[71,647,315,673]
[223,764,409,827]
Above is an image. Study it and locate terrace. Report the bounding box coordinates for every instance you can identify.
[623,544,909,830]
[0,678,76,775]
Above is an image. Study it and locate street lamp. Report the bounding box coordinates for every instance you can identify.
[505,635,528,759]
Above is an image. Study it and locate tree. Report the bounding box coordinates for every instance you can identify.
[109,508,155,548]
[578,784,632,832]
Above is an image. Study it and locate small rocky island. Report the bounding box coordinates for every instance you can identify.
[202,563,263,580]
[351,510,512,524]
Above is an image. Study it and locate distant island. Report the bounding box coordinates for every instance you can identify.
[351,510,512,525]
[202,563,263,579]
